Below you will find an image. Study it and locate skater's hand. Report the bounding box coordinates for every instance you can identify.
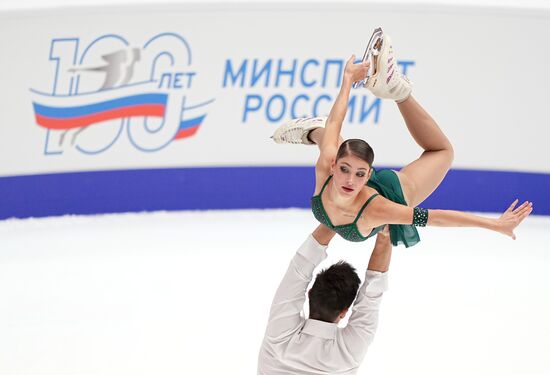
[344,55,370,83]
[495,199,533,239]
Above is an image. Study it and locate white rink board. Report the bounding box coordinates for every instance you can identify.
[0,3,549,177]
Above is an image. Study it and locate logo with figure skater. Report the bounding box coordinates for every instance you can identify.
[30,32,214,155]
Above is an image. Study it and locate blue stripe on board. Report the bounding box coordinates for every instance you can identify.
[0,166,548,220]
[32,93,167,118]
[179,115,206,130]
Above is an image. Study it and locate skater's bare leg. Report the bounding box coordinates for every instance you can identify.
[395,96,454,207]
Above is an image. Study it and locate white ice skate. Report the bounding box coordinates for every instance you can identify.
[353,27,384,89]
[363,31,412,102]
[271,116,326,145]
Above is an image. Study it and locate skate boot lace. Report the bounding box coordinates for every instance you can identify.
[281,126,305,144]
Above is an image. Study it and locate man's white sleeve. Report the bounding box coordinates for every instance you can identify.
[342,270,389,362]
[265,235,328,342]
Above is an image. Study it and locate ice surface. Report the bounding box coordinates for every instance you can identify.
[1,209,549,374]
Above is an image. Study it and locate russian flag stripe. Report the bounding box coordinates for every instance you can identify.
[35,104,165,130]
[173,114,205,140]
[33,93,167,119]
[178,115,206,130]
[175,126,200,139]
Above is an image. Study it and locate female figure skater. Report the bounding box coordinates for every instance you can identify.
[272,32,532,247]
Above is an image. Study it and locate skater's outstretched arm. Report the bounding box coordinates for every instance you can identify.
[368,198,533,240]
[317,56,369,169]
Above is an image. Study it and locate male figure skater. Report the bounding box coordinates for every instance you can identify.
[258,224,392,374]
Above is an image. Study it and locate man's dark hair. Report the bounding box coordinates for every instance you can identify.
[336,139,375,167]
[308,261,361,322]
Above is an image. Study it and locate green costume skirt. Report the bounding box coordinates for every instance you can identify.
[367,169,420,248]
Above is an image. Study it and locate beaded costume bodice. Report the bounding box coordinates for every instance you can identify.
[311,175,385,242]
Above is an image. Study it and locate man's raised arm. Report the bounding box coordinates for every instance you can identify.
[264,225,335,341]
[343,226,392,362]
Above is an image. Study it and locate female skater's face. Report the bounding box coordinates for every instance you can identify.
[332,154,371,197]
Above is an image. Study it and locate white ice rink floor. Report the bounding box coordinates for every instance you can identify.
[1,209,549,375]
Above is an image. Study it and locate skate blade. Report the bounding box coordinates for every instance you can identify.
[353,27,384,89]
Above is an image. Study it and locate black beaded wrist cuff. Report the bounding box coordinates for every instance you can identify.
[413,207,428,227]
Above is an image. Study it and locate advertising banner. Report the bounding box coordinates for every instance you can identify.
[0,3,549,217]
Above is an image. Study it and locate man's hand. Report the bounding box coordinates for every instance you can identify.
[376,224,390,239]
[312,224,336,246]
[367,225,392,272]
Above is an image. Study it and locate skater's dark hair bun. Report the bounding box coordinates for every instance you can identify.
[336,139,374,167]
